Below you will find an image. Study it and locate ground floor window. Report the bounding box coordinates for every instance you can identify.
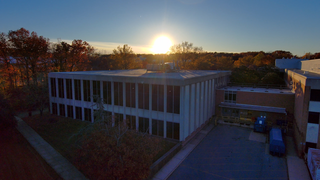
[52,103,57,115]
[67,105,73,118]
[152,119,164,137]
[126,115,136,130]
[75,107,82,120]
[167,122,179,140]
[84,108,92,122]
[139,117,149,133]
[59,104,65,116]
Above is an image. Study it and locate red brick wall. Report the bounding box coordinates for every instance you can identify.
[215,90,225,115]
[236,91,295,114]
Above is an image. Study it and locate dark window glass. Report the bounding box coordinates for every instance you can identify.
[114,82,123,106]
[139,117,149,133]
[152,84,164,112]
[103,81,112,104]
[58,78,64,98]
[126,115,136,130]
[305,142,317,153]
[66,79,72,99]
[83,80,91,102]
[167,122,180,140]
[59,104,65,116]
[93,81,101,102]
[138,84,149,110]
[224,91,236,103]
[52,103,57,115]
[310,89,320,102]
[126,83,135,108]
[167,122,173,139]
[308,112,320,124]
[50,78,56,97]
[173,86,180,114]
[167,86,173,113]
[84,108,91,122]
[75,107,82,120]
[152,119,164,137]
[74,79,81,101]
[67,105,73,118]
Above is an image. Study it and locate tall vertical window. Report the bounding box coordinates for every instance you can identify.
[139,117,149,133]
[66,79,72,99]
[74,79,81,101]
[58,78,64,98]
[114,82,123,106]
[310,89,320,101]
[308,112,320,124]
[75,107,82,120]
[103,81,112,104]
[152,84,164,112]
[126,115,136,130]
[167,122,180,140]
[59,104,65,116]
[83,80,91,102]
[152,119,164,137]
[84,108,92,122]
[67,105,73,118]
[167,86,180,114]
[126,83,136,108]
[93,81,101,102]
[52,103,57,115]
[50,78,56,97]
[224,91,236,103]
[138,84,149,110]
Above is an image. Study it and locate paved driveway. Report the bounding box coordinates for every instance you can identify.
[168,125,288,180]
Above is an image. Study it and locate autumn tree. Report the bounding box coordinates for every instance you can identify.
[216,56,234,70]
[271,50,293,59]
[111,44,137,70]
[25,83,49,116]
[8,28,50,86]
[74,97,162,180]
[68,40,94,71]
[0,33,17,90]
[169,41,203,69]
[52,41,71,72]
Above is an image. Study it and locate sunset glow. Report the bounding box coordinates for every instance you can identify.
[151,36,173,54]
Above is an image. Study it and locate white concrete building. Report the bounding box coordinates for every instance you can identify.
[48,69,230,142]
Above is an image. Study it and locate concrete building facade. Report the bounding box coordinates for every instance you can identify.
[284,59,320,156]
[48,69,230,142]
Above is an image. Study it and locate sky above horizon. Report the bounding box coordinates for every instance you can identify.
[1,0,320,56]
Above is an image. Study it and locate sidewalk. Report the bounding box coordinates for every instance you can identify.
[15,116,87,180]
[152,123,215,180]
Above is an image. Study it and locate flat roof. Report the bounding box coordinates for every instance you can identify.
[219,103,287,114]
[49,69,231,86]
[287,69,320,79]
[218,86,294,95]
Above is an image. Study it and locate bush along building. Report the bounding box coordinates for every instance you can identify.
[48,67,230,143]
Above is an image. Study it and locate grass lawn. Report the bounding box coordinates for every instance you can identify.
[23,113,178,175]
[0,129,62,180]
[22,112,89,162]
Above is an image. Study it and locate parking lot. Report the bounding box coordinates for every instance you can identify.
[168,124,288,180]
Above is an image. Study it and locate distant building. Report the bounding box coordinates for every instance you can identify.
[275,58,308,70]
[48,69,230,142]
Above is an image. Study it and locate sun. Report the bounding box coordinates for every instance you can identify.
[151,36,173,54]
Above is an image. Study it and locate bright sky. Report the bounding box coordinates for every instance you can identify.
[1,0,320,56]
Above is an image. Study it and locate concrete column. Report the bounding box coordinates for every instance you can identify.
[180,86,185,141]
[48,77,52,114]
[205,80,208,121]
[111,81,114,113]
[164,85,167,138]
[208,80,212,118]
[212,79,216,115]
[56,78,60,115]
[196,83,200,129]
[64,78,67,117]
[72,78,76,119]
[149,84,152,135]
[81,80,84,121]
[123,82,126,116]
[184,85,190,139]
[135,83,139,131]
[200,81,204,125]
[190,84,195,132]
[90,80,94,123]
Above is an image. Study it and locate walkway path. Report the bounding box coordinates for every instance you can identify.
[15,116,87,180]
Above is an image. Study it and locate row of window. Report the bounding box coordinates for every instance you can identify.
[52,103,179,140]
[224,90,237,103]
[308,111,320,124]
[50,78,180,114]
